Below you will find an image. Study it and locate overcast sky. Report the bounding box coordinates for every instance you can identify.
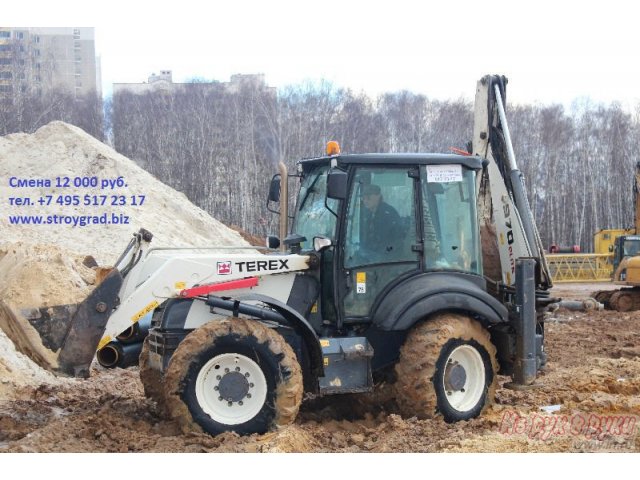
[6,0,640,109]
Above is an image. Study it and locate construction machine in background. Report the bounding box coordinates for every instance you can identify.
[592,162,640,311]
[0,75,555,436]
[593,228,635,256]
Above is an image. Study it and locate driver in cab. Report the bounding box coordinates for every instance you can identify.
[361,184,402,259]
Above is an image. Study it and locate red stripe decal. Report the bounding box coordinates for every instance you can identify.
[179,277,259,298]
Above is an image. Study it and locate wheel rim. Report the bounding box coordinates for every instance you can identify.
[442,344,486,412]
[195,353,268,425]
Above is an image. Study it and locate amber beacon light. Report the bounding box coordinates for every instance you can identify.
[326,141,341,155]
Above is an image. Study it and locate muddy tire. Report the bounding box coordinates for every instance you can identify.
[394,313,497,423]
[139,336,166,413]
[164,318,303,436]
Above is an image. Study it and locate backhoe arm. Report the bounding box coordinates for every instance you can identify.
[472,75,552,290]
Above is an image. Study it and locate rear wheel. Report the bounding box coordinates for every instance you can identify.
[163,318,303,436]
[394,313,497,422]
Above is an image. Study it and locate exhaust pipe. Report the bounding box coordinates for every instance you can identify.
[278,160,288,252]
[97,340,143,369]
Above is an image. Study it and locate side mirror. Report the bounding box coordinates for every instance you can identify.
[268,175,281,203]
[313,236,333,253]
[609,245,614,253]
[327,168,348,200]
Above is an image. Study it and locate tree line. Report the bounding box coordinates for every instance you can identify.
[2,76,640,252]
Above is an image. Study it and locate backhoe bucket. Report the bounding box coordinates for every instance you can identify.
[0,269,123,378]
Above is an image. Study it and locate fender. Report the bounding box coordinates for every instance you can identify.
[233,292,323,378]
[372,272,508,331]
[155,294,323,378]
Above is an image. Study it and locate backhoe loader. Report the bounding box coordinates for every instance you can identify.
[0,75,555,436]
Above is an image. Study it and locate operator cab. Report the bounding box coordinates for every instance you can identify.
[613,235,640,274]
[285,142,485,329]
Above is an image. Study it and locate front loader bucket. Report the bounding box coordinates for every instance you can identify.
[0,269,123,378]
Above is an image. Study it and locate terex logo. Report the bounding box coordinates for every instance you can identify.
[503,203,516,276]
[217,261,232,275]
[235,259,289,273]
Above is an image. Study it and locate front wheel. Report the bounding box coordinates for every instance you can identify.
[394,313,497,422]
[163,318,303,436]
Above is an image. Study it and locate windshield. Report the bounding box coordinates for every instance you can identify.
[623,239,640,257]
[291,165,338,249]
[422,165,481,274]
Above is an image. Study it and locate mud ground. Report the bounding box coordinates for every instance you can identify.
[1,282,638,453]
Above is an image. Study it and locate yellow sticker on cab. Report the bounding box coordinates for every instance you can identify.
[356,272,366,283]
[175,281,186,290]
[323,357,329,366]
[132,300,159,323]
[320,339,330,347]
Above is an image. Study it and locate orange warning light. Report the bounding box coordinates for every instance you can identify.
[326,141,341,156]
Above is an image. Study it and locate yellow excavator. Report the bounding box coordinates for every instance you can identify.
[592,162,640,311]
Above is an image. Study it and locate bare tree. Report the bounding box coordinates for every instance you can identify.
[109,78,640,250]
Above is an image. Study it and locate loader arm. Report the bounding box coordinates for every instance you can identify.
[98,250,310,351]
[5,228,311,377]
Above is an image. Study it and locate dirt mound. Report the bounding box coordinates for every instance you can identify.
[0,328,72,402]
[0,122,252,399]
[0,242,98,379]
[0,121,249,265]
[0,242,95,308]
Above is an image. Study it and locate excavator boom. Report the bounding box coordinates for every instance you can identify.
[472,74,552,291]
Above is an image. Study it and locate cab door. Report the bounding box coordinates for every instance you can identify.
[337,166,421,323]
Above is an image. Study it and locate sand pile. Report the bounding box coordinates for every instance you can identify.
[0,122,254,395]
[0,243,96,308]
[0,244,91,400]
[0,121,250,265]
[0,329,72,401]
[0,242,100,380]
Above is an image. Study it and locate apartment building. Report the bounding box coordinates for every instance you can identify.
[113,71,275,96]
[0,27,100,100]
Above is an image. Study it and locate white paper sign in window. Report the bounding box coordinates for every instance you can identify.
[426,164,463,183]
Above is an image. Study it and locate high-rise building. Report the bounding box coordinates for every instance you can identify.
[113,71,276,96]
[0,27,100,100]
